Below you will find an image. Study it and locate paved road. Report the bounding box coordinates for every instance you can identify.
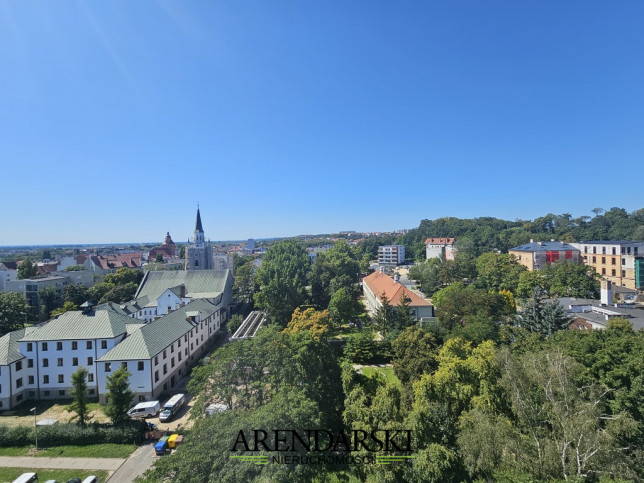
[107,443,156,482]
[0,456,124,470]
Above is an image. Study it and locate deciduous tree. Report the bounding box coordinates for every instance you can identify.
[104,367,135,425]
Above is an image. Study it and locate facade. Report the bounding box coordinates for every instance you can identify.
[378,245,405,265]
[509,240,581,271]
[570,241,644,289]
[149,232,177,261]
[362,270,434,321]
[0,299,224,409]
[425,238,456,260]
[0,262,18,291]
[185,208,214,270]
[97,299,224,403]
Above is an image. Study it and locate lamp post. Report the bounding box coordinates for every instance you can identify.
[30,407,38,450]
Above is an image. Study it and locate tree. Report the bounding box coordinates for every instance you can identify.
[178,245,185,258]
[41,249,51,260]
[343,329,378,364]
[254,240,310,325]
[17,259,37,280]
[227,314,244,335]
[309,241,360,309]
[283,307,331,341]
[394,292,414,329]
[391,327,438,385]
[38,287,63,320]
[51,301,79,317]
[70,367,89,426]
[515,290,570,336]
[327,287,361,326]
[233,262,257,304]
[63,284,89,306]
[64,265,85,272]
[373,294,394,336]
[0,292,29,336]
[104,367,135,425]
[475,253,527,294]
[103,267,143,286]
[155,253,164,262]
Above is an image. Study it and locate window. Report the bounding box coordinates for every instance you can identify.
[42,342,48,351]
[59,390,65,396]
[178,352,182,361]
[88,373,94,382]
[121,362,127,370]
[592,256,596,263]
[163,350,166,358]
[105,363,112,372]
[171,357,175,368]
[43,375,49,384]
[178,339,181,348]
[163,364,167,375]
[602,268,606,275]
[16,361,22,371]
[28,359,33,368]
[171,345,174,353]
[139,395,145,402]
[623,258,626,265]
[602,257,606,264]
[101,340,107,349]
[57,358,63,367]
[16,394,23,402]
[184,335,188,342]
[72,341,77,350]
[57,342,62,351]
[612,258,616,265]
[72,357,78,366]
[612,247,616,255]
[87,357,93,365]
[185,348,188,356]
[612,269,616,276]
[16,378,23,388]
[622,270,626,277]
[138,361,144,371]
[44,390,50,396]
[28,376,34,384]
[86,341,92,349]
[602,247,606,254]
[89,389,95,395]
[27,343,33,352]
[43,358,49,367]
[58,375,64,383]
[154,356,158,365]
[154,371,159,382]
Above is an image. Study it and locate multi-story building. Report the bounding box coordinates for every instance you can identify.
[378,245,405,265]
[0,262,18,291]
[0,299,224,409]
[362,270,434,321]
[509,240,581,271]
[570,241,644,289]
[425,238,456,260]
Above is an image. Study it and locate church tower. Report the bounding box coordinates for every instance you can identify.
[185,207,214,270]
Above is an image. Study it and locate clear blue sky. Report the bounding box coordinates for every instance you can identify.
[1,1,642,245]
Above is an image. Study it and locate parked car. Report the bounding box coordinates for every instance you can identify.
[127,400,161,419]
[159,393,186,423]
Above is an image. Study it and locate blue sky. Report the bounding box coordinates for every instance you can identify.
[1,1,642,245]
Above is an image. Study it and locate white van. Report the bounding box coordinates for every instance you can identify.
[159,393,186,422]
[11,473,37,483]
[127,400,161,419]
[82,477,98,483]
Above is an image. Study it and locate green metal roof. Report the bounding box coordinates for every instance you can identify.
[134,269,231,305]
[98,299,219,361]
[0,327,38,365]
[19,310,143,342]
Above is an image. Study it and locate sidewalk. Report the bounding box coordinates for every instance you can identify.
[0,456,124,470]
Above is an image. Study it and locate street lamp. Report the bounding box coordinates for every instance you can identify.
[30,407,38,450]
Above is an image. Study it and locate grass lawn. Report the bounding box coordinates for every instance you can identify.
[0,467,108,483]
[0,443,136,458]
[361,366,399,384]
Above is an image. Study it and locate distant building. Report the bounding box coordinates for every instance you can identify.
[149,232,177,261]
[0,262,18,291]
[85,253,142,276]
[185,208,214,270]
[509,240,581,271]
[362,270,434,321]
[425,238,456,261]
[378,245,405,265]
[570,241,644,289]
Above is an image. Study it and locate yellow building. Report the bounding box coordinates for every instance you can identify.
[509,240,581,271]
[571,241,644,290]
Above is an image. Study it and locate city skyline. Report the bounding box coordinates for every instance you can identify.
[2,1,643,245]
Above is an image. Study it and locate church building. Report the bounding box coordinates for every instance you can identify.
[185,207,214,270]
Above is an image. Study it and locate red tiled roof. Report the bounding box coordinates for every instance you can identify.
[425,237,455,245]
[37,263,59,276]
[149,246,176,259]
[363,271,432,307]
[76,254,89,264]
[91,253,142,270]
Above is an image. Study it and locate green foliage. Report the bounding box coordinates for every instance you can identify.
[104,367,135,425]
[475,253,526,293]
[63,283,89,306]
[515,290,570,336]
[226,313,244,335]
[103,267,143,286]
[0,292,28,336]
[328,287,362,326]
[391,327,438,385]
[342,329,378,364]
[17,259,37,279]
[310,241,360,309]
[70,367,89,426]
[254,239,310,325]
[38,286,63,320]
[50,301,79,317]
[63,264,85,271]
[0,423,142,447]
[233,261,257,303]
[284,307,332,341]
[41,249,51,260]
[88,282,115,304]
[373,294,395,336]
[155,253,164,262]
[516,262,600,299]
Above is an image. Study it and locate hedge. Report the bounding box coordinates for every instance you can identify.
[0,421,144,447]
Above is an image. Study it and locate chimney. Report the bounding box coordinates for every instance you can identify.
[179,285,186,298]
[601,280,612,306]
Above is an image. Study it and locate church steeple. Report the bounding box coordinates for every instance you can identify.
[195,207,204,233]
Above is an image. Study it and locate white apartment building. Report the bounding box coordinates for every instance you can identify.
[378,245,405,265]
[425,238,456,260]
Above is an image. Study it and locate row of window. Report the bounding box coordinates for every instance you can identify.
[104,361,145,372]
[26,340,108,352]
[584,246,639,255]
[15,372,95,387]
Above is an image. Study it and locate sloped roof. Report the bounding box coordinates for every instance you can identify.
[363,271,432,307]
[19,310,144,341]
[0,327,38,365]
[195,208,204,232]
[510,241,580,252]
[98,299,219,361]
[0,262,18,270]
[90,253,142,270]
[134,269,231,306]
[425,237,455,245]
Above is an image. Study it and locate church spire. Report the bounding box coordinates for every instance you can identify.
[195,206,204,233]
